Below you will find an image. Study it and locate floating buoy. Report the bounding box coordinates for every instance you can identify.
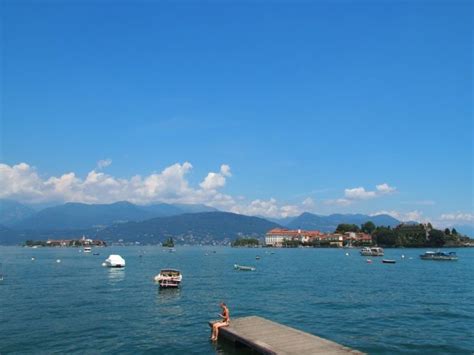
[102,262,107,267]
[56,259,61,263]
[31,257,35,261]
[401,254,405,259]
[345,252,349,256]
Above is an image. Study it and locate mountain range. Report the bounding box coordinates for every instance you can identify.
[1,200,216,230]
[0,199,471,245]
[285,212,401,232]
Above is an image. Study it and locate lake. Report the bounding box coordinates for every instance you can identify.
[1,246,473,354]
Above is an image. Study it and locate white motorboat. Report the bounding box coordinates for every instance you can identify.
[234,264,256,271]
[154,269,182,288]
[102,255,126,268]
[360,247,384,256]
[83,246,92,253]
[420,251,458,261]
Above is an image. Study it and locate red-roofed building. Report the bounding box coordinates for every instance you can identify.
[265,228,324,247]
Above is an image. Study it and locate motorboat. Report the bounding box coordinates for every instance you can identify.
[83,246,92,253]
[360,247,384,256]
[382,259,396,264]
[420,251,458,261]
[154,269,182,288]
[234,264,256,271]
[102,254,126,268]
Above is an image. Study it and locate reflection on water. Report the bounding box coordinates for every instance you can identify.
[107,268,125,283]
[156,287,181,302]
[155,287,183,317]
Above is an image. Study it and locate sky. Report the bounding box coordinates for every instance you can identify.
[1,0,473,227]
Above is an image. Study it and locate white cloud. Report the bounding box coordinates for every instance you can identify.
[376,183,396,194]
[230,198,303,218]
[344,187,377,200]
[344,183,396,200]
[0,161,235,207]
[200,164,232,190]
[440,212,474,223]
[370,210,424,222]
[97,159,112,169]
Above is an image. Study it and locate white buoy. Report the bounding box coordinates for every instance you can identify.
[401,254,405,258]
[56,259,61,263]
[345,252,349,256]
[102,262,107,267]
[31,257,35,261]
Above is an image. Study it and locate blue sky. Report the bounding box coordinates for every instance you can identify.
[1,1,472,225]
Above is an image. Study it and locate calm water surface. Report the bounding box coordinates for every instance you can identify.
[1,246,473,354]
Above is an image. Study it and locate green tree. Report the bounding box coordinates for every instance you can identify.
[232,238,259,247]
[336,224,360,233]
[428,229,446,247]
[444,228,451,235]
[451,228,458,235]
[361,221,376,234]
[373,227,398,246]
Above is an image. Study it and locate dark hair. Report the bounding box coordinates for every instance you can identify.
[220,302,226,306]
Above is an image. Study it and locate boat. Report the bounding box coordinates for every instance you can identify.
[154,269,182,288]
[360,247,384,256]
[256,255,261,260]
[0,263,3,281]
[102,255,126,268]
[234,264,256,271]
[420,251,458,261]
[83,246,92,253]
[382,259,396,264]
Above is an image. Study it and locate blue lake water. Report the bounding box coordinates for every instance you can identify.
[1,246,473,354]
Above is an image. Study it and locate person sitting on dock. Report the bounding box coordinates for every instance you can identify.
[210,302,230,341]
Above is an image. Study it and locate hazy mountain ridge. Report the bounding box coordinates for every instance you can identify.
[1,200,218,230]
[96,212,281,244]
[0,199,36,226]
[286,212,402,232]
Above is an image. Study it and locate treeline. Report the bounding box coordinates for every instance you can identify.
[231,238,260,247]
[372,224,466,247]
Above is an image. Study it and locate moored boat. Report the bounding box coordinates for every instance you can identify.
[420,251,458,261]
[360,247,384,256]
[83,246,92,253]
[382,259,396,264]
[102,255,126,268]
[154,269,182,288]
[234,264,256,271]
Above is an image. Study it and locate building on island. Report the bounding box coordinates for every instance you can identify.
[265,228,372,247]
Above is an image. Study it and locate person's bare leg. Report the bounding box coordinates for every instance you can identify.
[211,323,218,341]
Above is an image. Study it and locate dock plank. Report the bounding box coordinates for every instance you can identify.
[209,316,364,354]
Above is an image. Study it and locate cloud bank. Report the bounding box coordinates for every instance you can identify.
[0,162,309,218]
[326,183,397,206]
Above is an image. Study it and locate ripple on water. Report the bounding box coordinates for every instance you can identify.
[0,246,473,354]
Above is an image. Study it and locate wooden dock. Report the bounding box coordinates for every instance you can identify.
[209,316,364,354]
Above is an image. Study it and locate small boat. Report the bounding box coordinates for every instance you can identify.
[234,264,256,271]
[154,269,182,288]
[102,255,126,268]
[0,263,4,281]
[93,252,100,256]
[420,251,458,261]
[168,248,176,253]
[83,246,92,253]
[360,247,384,256]
[256,255,261,260]
[382,259,396,264]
